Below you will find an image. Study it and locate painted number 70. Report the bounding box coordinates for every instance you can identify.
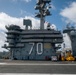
[29,43,43,55]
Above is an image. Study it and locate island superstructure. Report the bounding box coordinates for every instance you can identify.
[3,0,63,60]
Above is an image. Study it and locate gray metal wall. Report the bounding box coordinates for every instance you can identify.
[13,43,56,60]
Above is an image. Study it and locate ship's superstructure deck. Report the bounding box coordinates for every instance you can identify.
[3,25,63,60]
[3,0,63,60]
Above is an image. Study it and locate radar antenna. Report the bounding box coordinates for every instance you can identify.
[35,0,51,29]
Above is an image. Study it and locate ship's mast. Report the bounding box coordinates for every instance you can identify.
[35,0,51,29]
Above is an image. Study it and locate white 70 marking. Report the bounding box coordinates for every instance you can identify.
[29,43,43,55]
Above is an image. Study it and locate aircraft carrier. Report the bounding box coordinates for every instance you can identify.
[1,0,76,74]
[63,24,76,58]
[3,0,63,60]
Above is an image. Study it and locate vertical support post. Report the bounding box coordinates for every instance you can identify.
[40,9,45,30]
[40,17,45,29]
[26,25,28,30]
[10,49,14,60]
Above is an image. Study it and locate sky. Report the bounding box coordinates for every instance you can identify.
[0,0,76,52]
